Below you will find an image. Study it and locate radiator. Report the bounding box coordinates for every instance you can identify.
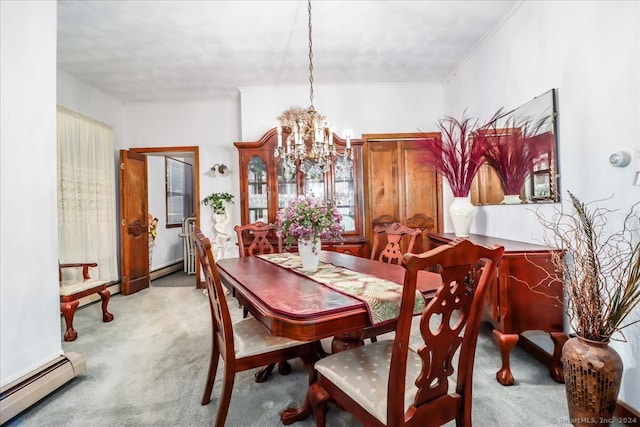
[182,217,196,275]
[0,352,86,424]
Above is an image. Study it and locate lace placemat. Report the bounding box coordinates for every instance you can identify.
[258,253,425,326]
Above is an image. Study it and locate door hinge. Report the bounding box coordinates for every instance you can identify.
[120,162,125,170]
[121,219,126,227]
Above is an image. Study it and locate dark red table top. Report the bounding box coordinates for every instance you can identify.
[216,251,408,341]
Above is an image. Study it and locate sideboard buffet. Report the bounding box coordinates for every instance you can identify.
[428,232,567,386]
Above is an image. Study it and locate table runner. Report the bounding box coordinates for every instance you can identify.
[257,253,426,327]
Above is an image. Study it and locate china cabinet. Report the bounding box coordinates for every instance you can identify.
[234,128,367,256]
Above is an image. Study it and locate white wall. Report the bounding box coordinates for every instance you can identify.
[240,82,443,141]
[123,101,241,258]
[57,71,124,147]
[0,1,61,387]
[444,0,640,410]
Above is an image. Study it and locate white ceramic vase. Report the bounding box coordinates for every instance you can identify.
[449,196,476,238]
[298,237,322,271]
[502,194,522,205]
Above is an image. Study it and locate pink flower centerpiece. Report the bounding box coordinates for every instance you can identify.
[276,195,343,251]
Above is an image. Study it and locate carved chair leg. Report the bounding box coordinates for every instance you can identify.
[308,382,330,427]
[61,300,80,342]
[98,289,114,322]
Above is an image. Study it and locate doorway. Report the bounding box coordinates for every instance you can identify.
[129,146,201,289]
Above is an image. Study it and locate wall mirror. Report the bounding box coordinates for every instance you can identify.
[471,88,559,205]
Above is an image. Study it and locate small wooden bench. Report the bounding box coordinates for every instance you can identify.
[59,262,114,341]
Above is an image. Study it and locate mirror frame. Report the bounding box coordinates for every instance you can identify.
[471,88,559,205]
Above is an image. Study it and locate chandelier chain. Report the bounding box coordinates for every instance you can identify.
[274,0,353,176]
[308,0,314,108]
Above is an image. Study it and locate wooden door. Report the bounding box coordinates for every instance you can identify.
[401,139,442,252]
[119,150,150,295]
[363,133,443,255]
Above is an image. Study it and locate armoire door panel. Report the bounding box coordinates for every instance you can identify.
[368,143,400,225]
[402,144,439,222]
[363,133,443,255]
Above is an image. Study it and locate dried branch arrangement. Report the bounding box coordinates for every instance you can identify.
[537,192,640,342]
[420,110,502,197]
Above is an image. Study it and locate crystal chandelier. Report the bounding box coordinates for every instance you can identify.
[273,0,353,175]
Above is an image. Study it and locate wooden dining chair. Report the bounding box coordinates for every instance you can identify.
[308,238,504,427]
[59,262,114,341]
[192,228,318,427]
[234,221,291,381]
[370,222,422,265]
[368,221,425,343]
[235,221,282,257]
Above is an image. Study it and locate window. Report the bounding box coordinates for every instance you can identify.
[165,156,194,228]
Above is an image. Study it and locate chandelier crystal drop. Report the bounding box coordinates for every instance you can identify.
[273,0,353,175]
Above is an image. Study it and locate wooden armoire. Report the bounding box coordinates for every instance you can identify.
[362,133,443,256]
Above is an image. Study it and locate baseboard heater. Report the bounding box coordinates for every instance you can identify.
[0,352,86,424]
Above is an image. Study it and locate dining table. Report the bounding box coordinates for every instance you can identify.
[216,251,432,348]
[216,250,439,424]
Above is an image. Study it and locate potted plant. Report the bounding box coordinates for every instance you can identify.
[202,192,234,215]
[537,191,640,426]
[275,194,343,271]
[481,115,552,204]
[420,110,501,237]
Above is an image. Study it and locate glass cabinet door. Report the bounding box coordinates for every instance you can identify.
[333,156,356,232]
[277,159,297,209]
[303,159,326,200]
[247,156,268,223]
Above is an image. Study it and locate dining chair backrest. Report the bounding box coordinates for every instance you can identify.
[309,238,504,427]
[192,228,235,362]
[390,239,504,425]
[235,221,282,257]
[370,222,422,265]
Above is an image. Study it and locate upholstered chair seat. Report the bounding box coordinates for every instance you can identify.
[315,341,420,424]
[60,278,106,296]
[233,317,311,358]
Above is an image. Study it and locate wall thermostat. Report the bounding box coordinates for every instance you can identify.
[609,151,631,167]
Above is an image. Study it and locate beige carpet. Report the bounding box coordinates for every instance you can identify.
[5,285,584,427]
[151,270,198,288]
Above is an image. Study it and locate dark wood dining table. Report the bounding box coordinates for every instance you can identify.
[216,250,439,424]
[216,250,414,352]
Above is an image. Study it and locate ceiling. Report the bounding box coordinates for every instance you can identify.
[57,0,518,103]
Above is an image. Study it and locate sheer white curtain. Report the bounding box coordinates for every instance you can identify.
[57,107,118,282]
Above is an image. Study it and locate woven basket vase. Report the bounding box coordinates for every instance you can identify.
[562,336,623,427]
